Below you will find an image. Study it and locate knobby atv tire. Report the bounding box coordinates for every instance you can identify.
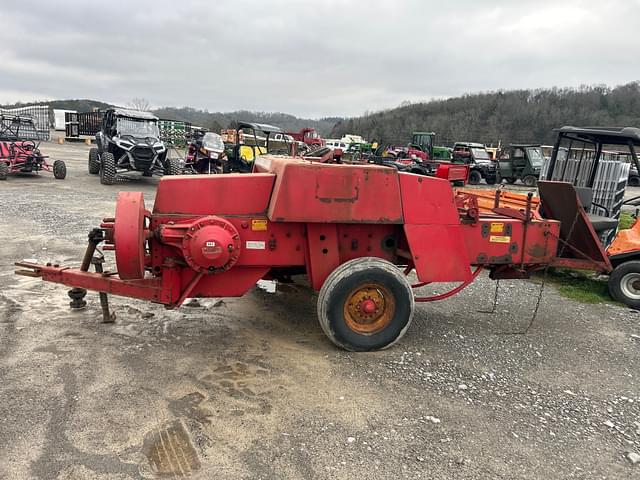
[505,177,517,184]
[164,158,182,176]
[53,160,66,179]
[88,148,100,174]
[468,170,482,185]
[485,175,497,185]
[317,257,415,351]
[0,162,8,180]
[100,152,116,185]
[608,260,640,310]
[629,176,640,187]
[523,175,538,187]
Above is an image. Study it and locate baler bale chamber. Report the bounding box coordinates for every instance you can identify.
[16,155,610,351]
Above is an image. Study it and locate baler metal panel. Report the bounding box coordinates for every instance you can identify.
[261,157,404,223]
[152,174,276,216]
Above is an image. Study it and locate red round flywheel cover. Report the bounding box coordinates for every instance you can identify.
[114,192,147,280]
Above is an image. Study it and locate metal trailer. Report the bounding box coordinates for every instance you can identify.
[16,153,610,351]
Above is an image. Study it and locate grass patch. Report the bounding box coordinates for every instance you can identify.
[539,269,613,304]
[619,211,635,230]
[536,212,634,305]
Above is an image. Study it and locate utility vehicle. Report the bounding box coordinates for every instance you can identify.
[89,108,179,184]
[498,144,544,187]
[452,142,498,185]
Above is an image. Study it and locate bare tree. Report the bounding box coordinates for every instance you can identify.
[127,98,151,112]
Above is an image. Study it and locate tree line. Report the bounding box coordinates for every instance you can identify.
[330,82,640,147]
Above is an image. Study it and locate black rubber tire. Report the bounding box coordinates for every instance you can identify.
[53,160,66,179]
[88,148,100,174]
[629,176,640,187]
[100,152,116,185]
[164,158,182,176]
[608,261,640,310]
[468,170,482,185]
[505,177,517,184]
[317,257,415,351]
[485,175,497,185]
[0,162,8,180]
[522,175,537,187]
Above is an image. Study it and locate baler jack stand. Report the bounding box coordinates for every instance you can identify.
[92,256,116,323]
[66,228,115,323]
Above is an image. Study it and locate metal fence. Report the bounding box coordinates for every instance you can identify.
[0,105,50,140]
[541,150,630,245]
[158,119,194,146]
[65,111,103,138]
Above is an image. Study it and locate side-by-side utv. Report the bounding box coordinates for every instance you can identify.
[89,108,181,184]
[544,126,640,308]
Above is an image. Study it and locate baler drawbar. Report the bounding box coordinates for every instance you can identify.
[16,155,611,351]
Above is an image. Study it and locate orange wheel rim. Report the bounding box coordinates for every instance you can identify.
[343,283,395,334]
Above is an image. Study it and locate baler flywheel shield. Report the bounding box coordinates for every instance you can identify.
[113,192,148,280]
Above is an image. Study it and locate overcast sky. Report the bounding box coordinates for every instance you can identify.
[1,0,639,118]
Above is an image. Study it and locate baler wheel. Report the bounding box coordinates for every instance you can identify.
[0,162,8,180]
[317,257,414,351]
[88,148,100,174]
[100,152,117,185]
[53,160,66,179]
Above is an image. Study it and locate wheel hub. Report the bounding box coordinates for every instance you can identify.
[621,272,640,300]
[344,284,396,334]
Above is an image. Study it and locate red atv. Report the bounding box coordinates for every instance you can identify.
[0,114,66,180]
[0,140,66,180]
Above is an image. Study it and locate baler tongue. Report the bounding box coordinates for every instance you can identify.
[537,181,611,272]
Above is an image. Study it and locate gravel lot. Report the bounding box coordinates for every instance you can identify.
[0,140,639,479]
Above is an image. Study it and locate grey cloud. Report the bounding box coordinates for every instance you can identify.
[0,0,639,117]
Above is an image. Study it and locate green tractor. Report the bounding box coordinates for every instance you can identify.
[410,132,452,160]
[498,144,544,187]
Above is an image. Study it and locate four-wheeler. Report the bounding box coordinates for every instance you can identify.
[0,114,66,180]
[15,151,610,351]
[497,144,544,187]
[89,108,180,185]
[185,131,226,174]
[452,142,498,185]
[544,126,640,309]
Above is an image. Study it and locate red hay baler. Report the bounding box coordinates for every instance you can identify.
[16,155,611,351]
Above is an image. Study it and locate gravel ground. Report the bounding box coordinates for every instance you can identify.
[0,140,639,479]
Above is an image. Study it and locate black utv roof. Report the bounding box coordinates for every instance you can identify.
[556,126,640,146]
[111,108,158,121]
[237,121,283,134]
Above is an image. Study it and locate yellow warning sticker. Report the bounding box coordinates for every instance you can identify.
[490,222,504,233]
[490,235,511,243]
[251,219,268,231]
